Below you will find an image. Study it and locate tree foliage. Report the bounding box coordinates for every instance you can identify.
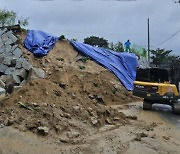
[0,9,29,27]
[150,48,179,67]
[109,42,124,52]
[84,36,109,48]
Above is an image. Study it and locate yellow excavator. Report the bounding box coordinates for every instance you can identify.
[133,67,180,114]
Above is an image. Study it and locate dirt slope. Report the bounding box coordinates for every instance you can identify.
[0,37,139,135]
[0,35,180,154]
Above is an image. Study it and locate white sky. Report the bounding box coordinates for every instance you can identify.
[1,0,180,55]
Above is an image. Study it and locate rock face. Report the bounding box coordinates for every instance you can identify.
[0,28,45,95]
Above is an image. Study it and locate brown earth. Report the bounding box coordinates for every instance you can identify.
[0,34,180,154]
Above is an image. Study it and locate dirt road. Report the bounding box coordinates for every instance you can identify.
[0,102,180,154]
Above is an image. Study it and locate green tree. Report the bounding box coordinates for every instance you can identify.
[0,9,29,27]
[150,48,178,67]
[84,36,109,48]
[109,41,124,52]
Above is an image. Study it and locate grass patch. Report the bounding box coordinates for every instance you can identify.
[56,57,64,61]
[78,65,86,70]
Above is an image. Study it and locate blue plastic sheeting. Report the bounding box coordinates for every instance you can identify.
[70,41,139,91]
[24,30,59,57]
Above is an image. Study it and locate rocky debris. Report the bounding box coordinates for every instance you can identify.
[4,118,14,126]
[134,132,148,141]
[0,28,45,95]
[37,126,49,136]
[89,94,105,104]
[0,123,4,128]
[66,130,80,139]
[0,87,5,100]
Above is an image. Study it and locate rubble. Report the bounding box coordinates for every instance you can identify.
[0,28,45,95]
[37,126,49,136]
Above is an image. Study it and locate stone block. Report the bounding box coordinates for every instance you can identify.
[28,67,45,80]
[0,87,6,101]
[11,44,18,51]
[0,29,3,36]
[15,68,27,79]
[8,33,18,44]
[0,28,7,36]
[15,58,23,68]
[0,64,8,73]
[4,67,15,75]
[1,34,9,44]
[4,38,13,45]
[5,44,12,53]
[22,59,32,70]
[11,57,17,66]
[5,31,12,36]
[13,47,22,58]
[0,46,6,54]
[0,74,20,84]
[12,75,21,84]
[0,79,5,88]
[0,54,4,63]
[0,38,3,48]
[0,75,14,83]
[3,56,12,66]
[20,80,27,86]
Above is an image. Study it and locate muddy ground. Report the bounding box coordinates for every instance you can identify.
[0,35,180,154]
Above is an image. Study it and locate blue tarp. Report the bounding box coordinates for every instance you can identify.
[70,41,139,91]
[24,30,59,57]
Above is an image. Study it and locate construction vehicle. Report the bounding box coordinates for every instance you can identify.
[133,67,180,114]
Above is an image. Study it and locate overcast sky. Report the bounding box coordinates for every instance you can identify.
[1,0,180,55]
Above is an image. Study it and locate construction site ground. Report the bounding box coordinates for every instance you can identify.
[0,36,180,154]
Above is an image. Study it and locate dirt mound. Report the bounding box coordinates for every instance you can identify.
[0,34,140,139]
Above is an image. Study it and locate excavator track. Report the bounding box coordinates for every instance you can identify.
[143,99,152,110]
[172,101,180,114]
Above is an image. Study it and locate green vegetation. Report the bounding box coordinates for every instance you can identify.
[84,36,125,52]
[56,57,64,61]
[84,36,109,48]
[111,88,117,94]
[0,8,29,27]
[109,41,124,52]
[79,56,90,63]
[150,48,180,68]
[78,65,86,70]
[59,35,65,40]
[93,82,98,87]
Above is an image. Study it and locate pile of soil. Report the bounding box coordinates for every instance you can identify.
[1,32,180,154]
[0,33,139,141]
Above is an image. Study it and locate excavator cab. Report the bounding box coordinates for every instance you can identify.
[133,67,180,114]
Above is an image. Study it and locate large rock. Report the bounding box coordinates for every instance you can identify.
[0,79,5,88]
[3,56,12,66]
[0,75,20,84]
[28,68,45,80]
[15,68,27,79]
[0,38,3,48]
[4,67,15,75]
[22,59,32,70]
[0,28,7,36]
[5,44,12,53]
[0,28,46,93]
[0,87,6,101]
[37,126,49,136]
[15,58,23,68]
[1,33,9,44]
[13,47,22,58]
[0,64,8,73]
[0,46,6,54]
[8,33,18,44]
[0,54,4,63]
